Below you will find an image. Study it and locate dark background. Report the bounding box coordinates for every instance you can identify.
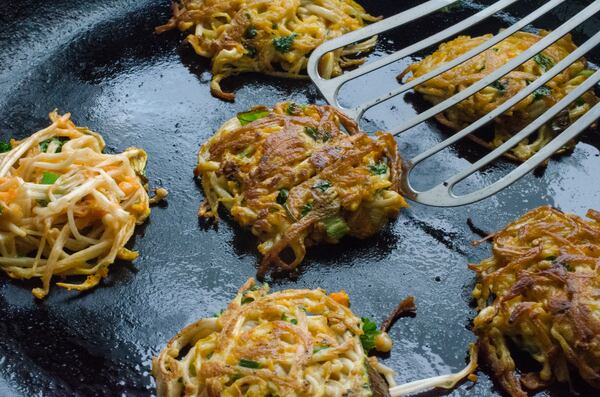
[0,0,598,396]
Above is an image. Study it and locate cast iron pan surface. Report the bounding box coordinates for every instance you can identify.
[0,0,599,396]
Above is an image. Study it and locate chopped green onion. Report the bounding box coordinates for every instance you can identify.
[323,216,349,240]
[41,172,59,185]
[290,318,297,325]
[532,86,551,101]
[313,346,328,353]
[276,189,289,205]
[575,97,586,106]
[239,359,261,369]
[305,126,318,140]
[533,53,555,72]
[313,180,331,192]
[237,109,269,126]
[368,162,388,175]
[359,317,380,352]
[272,33,297,53]
[0,141,11,153]
[300,202,313,217]
[578,69,594,78]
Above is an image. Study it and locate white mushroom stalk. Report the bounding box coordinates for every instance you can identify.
[389,344,478,396]
[0,111,151,298]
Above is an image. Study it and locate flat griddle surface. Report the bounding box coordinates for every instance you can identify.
[0,1,598,396]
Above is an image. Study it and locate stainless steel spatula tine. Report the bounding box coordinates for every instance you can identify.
[415,71,600,206]
[307,0,600,207]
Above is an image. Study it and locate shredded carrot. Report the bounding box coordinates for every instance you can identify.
[329,290,350,307]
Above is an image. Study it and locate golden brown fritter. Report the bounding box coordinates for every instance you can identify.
[195,102,408,277]
[0,112,151,298]
[152,278,397,397]
[471,206,600,396]
[156,0,379,100]
[399,31,599,161]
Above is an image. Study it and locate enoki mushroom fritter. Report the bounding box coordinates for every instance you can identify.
[156,0,379,100]
[471,206,600,396]
[195,102,408,277]
[400,31,599,161]
[0,112,151,298]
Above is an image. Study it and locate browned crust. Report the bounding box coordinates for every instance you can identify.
[472,206,600,396]
[198,102,408,278]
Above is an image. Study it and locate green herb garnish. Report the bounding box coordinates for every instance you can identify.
[578,69,594,78]
[313,180,331,192]
[368,162,388,175]
[239,359,261,369]
[244,45,257,58]
[39,137,69,153]
[313,346,328,354]
[241,287,257,304]
[281,313,297,324]
[41,172,59,185]
[300,202,313,217]
[305,126,318,140]
[286,102,303,115]
[273,33,297,53]
[244,26,257,39]
[0,141,11,153]
[532,86,551,101]
[533,53,555,72]
[237,109,269,126]
[359,317,380,352]
[276,188,289,205]
[323,216,350,240]
[575,97,586,106]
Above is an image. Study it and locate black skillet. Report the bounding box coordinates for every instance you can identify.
[0,0,599,395]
